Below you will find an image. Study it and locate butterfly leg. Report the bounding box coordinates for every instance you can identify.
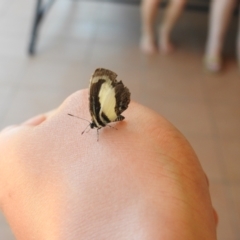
[107,125,118,130]
[97,128,101,141]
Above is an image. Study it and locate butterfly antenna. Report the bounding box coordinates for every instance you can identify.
[86,127,92,133]
[81,124,90,135]
[68,113,91,123]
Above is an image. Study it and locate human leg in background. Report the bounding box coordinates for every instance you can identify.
[237,3,240,68]
[159,0,186,54]
[205,0,236,72]
[140,0,160,54]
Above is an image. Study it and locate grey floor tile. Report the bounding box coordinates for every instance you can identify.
[203,68,240,105]
[140,97,213,137]
[2,87,69,128]
[0,86,16,124]
[187,135,225,183]
[0,213,14,240]
[0,57,27,84]
[210,183,239,240]
[88,41,143,70]
[211,103,240,139]
[21,60,89,90]
[0,35,28,59]
[229,184,240,238]
[219,138,240,183]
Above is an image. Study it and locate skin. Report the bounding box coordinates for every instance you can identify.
[0,90,217,240]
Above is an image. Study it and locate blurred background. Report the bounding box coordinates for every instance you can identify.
[0,0,239,239]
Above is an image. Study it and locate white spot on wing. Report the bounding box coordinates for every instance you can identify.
[98,82,117,122]
[91,75,113,85]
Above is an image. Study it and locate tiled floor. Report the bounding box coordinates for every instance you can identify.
[0,0,240,239]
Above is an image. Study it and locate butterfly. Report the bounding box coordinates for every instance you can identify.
[69,68,131,138]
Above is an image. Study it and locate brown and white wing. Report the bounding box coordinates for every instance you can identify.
[114,81,131,121]
[89,68,118,127]
[89,68,131,125]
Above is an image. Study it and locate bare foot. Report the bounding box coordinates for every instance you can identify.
[159,35,175,54]
[158,28,175,54]
[159,40,175,54]
[204,55,222,73]
[140,36,158,55]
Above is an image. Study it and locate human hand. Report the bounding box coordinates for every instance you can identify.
[0,90,217,240]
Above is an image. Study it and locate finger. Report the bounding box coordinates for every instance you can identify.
[22,110,57,126]
[0,110,57,135]
[22,114,47,126]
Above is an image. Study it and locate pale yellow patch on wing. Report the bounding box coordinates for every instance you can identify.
[98,82,117,122]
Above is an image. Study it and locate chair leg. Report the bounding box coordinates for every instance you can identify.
[28,0,43,55]
[28,0,55,55]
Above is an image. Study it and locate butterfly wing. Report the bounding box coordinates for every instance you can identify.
[114,81,131,119]
[89,68,118,127]
[89,78,104,128]
[89,68,131,127]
